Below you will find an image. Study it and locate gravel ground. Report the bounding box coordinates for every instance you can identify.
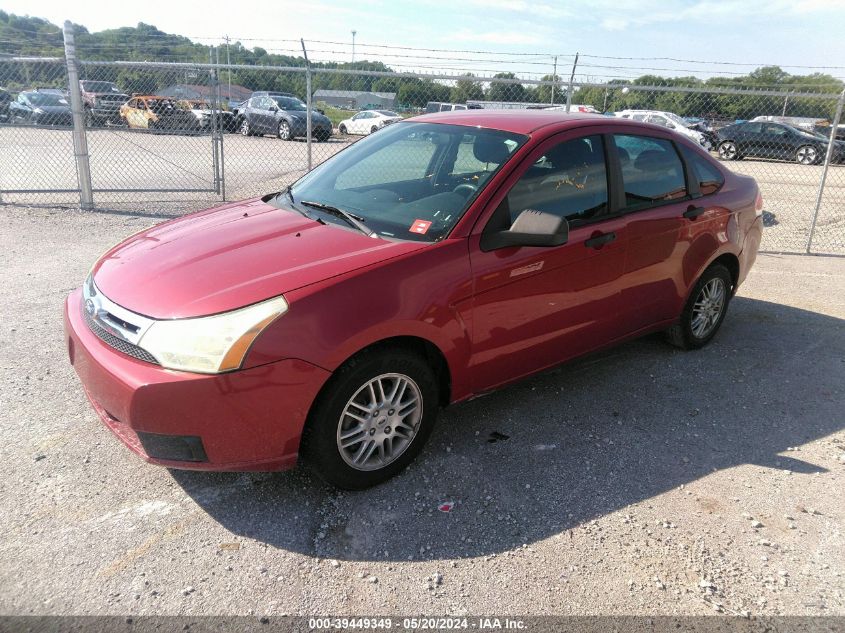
[0,205,843,617]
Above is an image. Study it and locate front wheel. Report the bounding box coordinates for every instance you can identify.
[338,123,347,134]
[301,348,440,489]
[239,118,251,136]
[718,141,739,161]
[796,145,819,165]
[370,125,379,134]
[666,264,732,350]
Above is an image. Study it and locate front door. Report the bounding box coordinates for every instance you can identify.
[468,132,628,393]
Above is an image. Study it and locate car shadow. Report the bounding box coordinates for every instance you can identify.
[169,296,844,561]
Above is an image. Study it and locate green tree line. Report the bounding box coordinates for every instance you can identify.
[1,11,841,119]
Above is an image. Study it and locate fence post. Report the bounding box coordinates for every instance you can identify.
[301,39,313,171]
[62,21,94,210]
[565,52,578,113]
[806,88,845,254]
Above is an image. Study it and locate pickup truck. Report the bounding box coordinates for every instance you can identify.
[80,80,129,126]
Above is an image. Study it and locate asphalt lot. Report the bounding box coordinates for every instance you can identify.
[0,205,843,616]
[1,125,844,253]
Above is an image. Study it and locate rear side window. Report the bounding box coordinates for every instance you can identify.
[680,145,725,195]
[614,134,687,210]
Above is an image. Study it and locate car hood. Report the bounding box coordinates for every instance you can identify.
[286,110,331,123]
[92,197,428,319]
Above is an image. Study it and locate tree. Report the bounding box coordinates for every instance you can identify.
[534,74,562,105]
[450,73,484,104]
[487,72,526,103]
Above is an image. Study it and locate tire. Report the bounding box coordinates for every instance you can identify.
[301,348,440,490]
[239,118,251,136]
[84,108,94,128]
[665,264,732,350]
[278,120,292,140]
[370,125,379,134]
[339,123,347,134]
[796,145,819,165]
[717,141,739,161]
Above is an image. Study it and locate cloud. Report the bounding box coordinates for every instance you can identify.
[464,0,571,18]
[449,28,545,45]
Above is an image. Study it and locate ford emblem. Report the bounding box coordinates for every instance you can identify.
[85,299,96,315]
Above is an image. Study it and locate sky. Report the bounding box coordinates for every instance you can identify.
[4,0,845,82]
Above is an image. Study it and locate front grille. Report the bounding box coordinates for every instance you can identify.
[83,307,159,365]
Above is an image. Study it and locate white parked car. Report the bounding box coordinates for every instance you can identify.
[338,110,402,135]
[615,109,711,149]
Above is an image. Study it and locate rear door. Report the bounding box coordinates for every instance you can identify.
[611,133,695,332]
[467,131,629,392]
[763,123,795,160]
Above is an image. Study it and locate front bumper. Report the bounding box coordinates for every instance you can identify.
[64,289,331,471]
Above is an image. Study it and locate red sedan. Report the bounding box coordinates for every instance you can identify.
[65,110,763,489]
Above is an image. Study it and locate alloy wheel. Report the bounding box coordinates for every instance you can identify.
[336,373,423,472]
[240,119,250,136]
[796,146,817,165]
[690,278,726,339]
[718,141,737,160]
[279,121,291,140]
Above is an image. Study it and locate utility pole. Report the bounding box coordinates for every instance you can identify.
[565,52,579,113]
[550,55,557,105]
[224,35,231,99]
[351,30,357,63]
[301,39,313,171]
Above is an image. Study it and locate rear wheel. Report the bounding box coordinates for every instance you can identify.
[301,348,439,489]
[796,145,819,165]
[239,118,251,136]
[370,125,379,134]
[666,264,732,350]
[339,123,347,134]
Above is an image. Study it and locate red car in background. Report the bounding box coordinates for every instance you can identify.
[65,110,763,489]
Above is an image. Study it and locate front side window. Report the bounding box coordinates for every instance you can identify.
[501,135,608,226]
[274,96,306,111]
[765,124,789,136]
[285,122,527,242]
[614,134,687,210]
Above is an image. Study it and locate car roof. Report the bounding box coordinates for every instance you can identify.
[411,109,615,135]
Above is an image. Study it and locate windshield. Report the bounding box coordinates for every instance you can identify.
[81,81,121,93]
[279,122,527,242]
[664,112,687,126]
[273,96,307,111]
[27,93,68,107]
[789,125,829,140]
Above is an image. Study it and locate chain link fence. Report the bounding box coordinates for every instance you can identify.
[1,32,844,254]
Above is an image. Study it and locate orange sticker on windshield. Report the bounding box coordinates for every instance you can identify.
[410,219,432,235]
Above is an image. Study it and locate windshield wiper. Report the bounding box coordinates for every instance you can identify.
[267,186,326,225]
[299,200,376,237]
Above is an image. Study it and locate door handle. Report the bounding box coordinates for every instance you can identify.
[584,232,616,249]
[683,205,706,220]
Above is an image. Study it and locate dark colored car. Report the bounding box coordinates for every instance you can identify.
[65,111,763,489]
[9,90,73,126]
[716,121,845,165]
[80,80,129,127]
[0,87,11,121]
[237,94,332,141]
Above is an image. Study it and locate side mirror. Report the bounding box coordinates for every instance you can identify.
[481,209,569,251]
[268,105,279,112]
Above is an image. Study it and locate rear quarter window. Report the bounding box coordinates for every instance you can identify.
[680,145,725,195]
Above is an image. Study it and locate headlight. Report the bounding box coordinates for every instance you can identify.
[33,107,44,114]
[137,296,288,373]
